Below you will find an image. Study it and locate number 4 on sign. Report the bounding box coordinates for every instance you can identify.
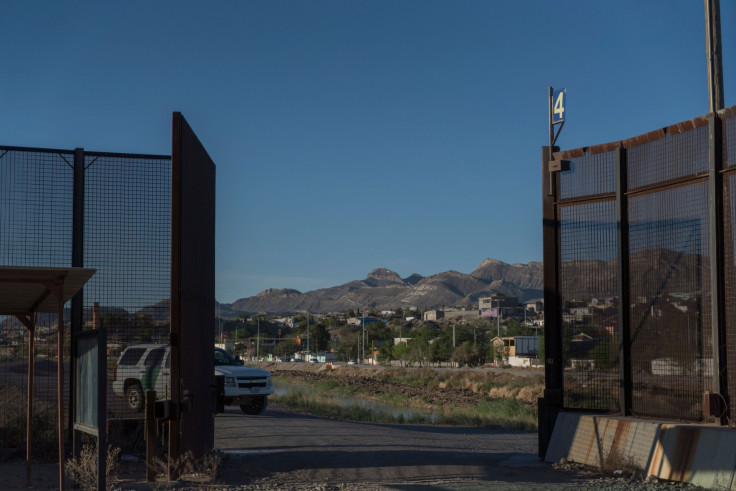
[553,89,566,123]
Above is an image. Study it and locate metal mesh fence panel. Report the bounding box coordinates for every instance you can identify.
[725,173,736,422]
[724,110,735,169]
[559,200,619,410]
[725,111,736,422]
[0,149,74,266]
[83,154,171,422]
[0,147,173,459]
[627,124,709,190]
[545,106,736,431]
[628,182,711,421]
[0,148,74,461]
[559,150,617,200]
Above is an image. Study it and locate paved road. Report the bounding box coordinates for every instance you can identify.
[213,405,594,489]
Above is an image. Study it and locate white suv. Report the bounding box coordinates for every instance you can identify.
[112,344,170,412]
[113,345,274,415]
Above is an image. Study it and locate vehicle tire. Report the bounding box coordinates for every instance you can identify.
[240,396,267,415]
[125,383,144,412]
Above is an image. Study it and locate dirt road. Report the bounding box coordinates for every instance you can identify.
[3,406,679,489]
[213,406,592,490]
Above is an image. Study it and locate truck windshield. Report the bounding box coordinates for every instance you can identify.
[214,349,240,366]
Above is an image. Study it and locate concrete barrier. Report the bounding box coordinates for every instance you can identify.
[545,412,736,488]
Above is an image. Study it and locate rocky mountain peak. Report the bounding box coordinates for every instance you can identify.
[403,273,423,285]
[256,288,302,298]
[365,268,404,287]
[478,258,506,269]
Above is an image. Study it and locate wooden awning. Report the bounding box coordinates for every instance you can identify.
[0,266,96,314]
[0,265,95,490]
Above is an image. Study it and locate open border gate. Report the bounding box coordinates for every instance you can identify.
[0,112,215,481]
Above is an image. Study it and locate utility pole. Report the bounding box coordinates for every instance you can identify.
[496,298,501,339]
[705,0,724,112]
[256,316,260,359]
[361,307,365,364]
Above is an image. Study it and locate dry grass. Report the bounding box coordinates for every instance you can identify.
[0,384,59,462]
[149,450,221,485]
[600,447,642,478]
[488,385,544,404]
[65,443,121,490]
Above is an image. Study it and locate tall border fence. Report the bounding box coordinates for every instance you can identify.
[0,113,215,465]
[541,105,736,454]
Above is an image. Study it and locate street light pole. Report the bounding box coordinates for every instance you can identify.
[361,308,365,364]
[306,312,310,357]
[496,299,501,339]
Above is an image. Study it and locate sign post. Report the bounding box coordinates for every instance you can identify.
[548,87,566,194]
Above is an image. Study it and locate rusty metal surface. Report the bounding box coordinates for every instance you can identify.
[543,105,736,428]
[171,113,216,460]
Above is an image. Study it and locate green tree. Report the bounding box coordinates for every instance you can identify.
[377,339,395,365]
[428,338,452,364]
[392,341,410,366]
[274,339,298,358]
[453,341,482,367]
[312,323,331,352]
[337,326,360,360]
[536,332,545,363]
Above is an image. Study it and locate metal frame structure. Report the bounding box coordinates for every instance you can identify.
[0,267,95,490]
[540,105,736,457]
[0,112,215,483]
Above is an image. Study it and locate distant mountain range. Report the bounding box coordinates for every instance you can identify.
[219,259,544,315]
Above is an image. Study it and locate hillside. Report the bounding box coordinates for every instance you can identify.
[225,259,544,314]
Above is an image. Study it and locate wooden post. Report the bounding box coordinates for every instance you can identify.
[145,390,158,482]
[57,280,65,491]
[23,317,36,486]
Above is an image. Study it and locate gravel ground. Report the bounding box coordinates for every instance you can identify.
[207,407,703,491]
[0,363,706,489]
[1,406,703,490]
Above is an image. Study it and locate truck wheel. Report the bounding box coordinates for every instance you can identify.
[126,383,144,411]
[240,396,267,415]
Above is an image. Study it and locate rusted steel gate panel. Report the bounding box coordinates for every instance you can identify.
[170,112,216,462]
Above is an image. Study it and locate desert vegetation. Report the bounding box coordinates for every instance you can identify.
[264,363,542,431]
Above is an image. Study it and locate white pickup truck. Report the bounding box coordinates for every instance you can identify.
[112,344,274,415]
[214,347,274,414]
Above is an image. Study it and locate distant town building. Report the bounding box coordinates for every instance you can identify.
[423,310,444,321]
[478,294,519,312]
[444,308,480,321]
[525,299,544,313]
[347,317,381,326]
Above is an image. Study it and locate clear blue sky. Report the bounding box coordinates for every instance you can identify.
[1,2,734,303]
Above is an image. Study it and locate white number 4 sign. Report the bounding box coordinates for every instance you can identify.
[553,89,566,123]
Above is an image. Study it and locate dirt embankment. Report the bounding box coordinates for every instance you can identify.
[256,362,544,407]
